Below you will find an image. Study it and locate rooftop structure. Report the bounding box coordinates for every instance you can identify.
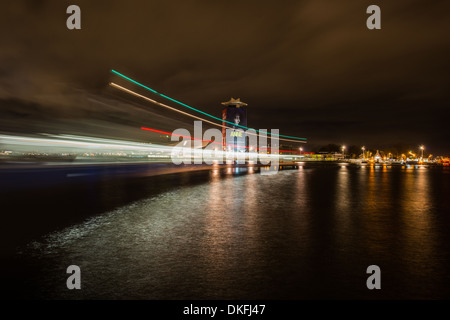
[221,98,248,107]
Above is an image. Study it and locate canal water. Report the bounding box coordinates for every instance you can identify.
[2,164,450,299]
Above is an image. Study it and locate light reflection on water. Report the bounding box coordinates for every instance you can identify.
[18,166,450,299]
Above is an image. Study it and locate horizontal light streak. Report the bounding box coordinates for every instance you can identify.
[110,82,306,144]
[141,126,307,154]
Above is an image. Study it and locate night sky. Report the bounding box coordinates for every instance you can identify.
[1,0,449,153]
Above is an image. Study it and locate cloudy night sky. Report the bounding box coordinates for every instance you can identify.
[1,0,449,153]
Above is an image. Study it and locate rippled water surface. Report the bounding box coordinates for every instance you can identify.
[5,164,450,299]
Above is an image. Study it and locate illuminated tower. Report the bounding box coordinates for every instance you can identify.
[221,98,248,151]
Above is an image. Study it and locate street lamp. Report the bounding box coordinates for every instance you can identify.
[342,145,346,159]
[362,146,365,160]
[299,147,303,153]
[420,145,424,159]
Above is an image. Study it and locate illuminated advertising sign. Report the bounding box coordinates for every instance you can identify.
[222,106,247,151]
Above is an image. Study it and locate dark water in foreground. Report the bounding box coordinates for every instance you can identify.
[3,164,450,299]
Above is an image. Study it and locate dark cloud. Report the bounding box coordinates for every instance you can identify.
[1,0,449,153]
